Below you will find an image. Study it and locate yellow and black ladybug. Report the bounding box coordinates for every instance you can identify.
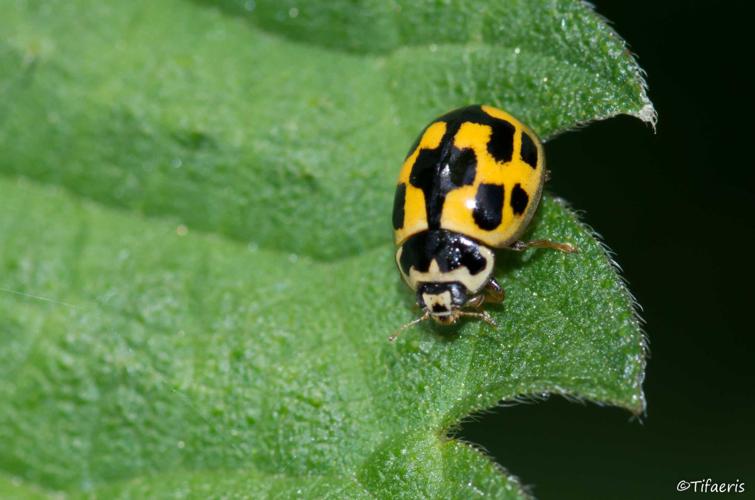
[391,105,576,340]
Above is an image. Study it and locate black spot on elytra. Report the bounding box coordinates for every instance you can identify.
[473,183,504,230]
[399,229,488,277]
[409,147,444,228]
[448,148,477,186]
[392,183,406,230]
[520,131,538,168]
[404,105,523,228]
[409,126,476,229]
[511,183,529,215]
[487,119,515,164]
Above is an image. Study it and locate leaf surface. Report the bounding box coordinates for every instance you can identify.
[0,0,651,497]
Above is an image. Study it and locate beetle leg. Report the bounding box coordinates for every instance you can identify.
[389,311,430,342]
[457,310,497,328]
[484,278,505,304]
[465,279,504,311]
[466,294,485,309]
[511,239,577,253]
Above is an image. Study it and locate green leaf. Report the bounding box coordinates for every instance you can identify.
[0,0,651,497]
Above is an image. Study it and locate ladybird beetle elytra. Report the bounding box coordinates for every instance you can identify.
[390,105,576,340]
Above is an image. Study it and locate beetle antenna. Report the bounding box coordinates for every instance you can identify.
[389,311,430,342]
[458,310,498,328]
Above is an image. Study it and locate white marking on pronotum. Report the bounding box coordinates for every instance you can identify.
[422,290,453,315]
[397,246,494,294]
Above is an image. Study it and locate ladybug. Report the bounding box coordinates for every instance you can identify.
[390,105,576,340]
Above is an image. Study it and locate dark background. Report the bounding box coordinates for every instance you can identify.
[460,2,755,498]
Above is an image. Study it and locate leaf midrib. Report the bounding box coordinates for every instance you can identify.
[4,463,375,498]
